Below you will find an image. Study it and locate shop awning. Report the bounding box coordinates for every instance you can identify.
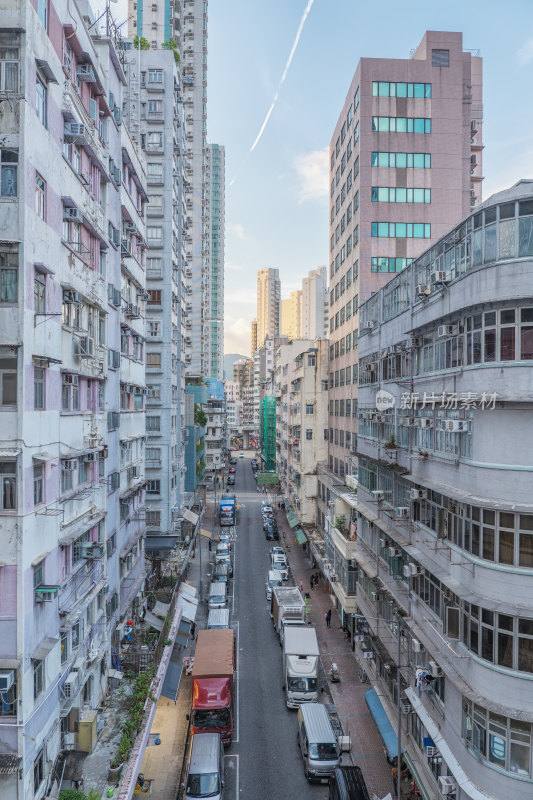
[161,662,183,702]
[175,618,191,647]
[177,591,198,623]
[286,510,300,528]
[294,528,308,545]
[365,688,402,762]
[32,636,59,660]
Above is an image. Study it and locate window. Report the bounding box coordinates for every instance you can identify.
[146,352,161,368]
[432,49,449,67]
[372,152,431,169]
[0,149,17,197]
[34,272,45,313]
[33,463,44,506]
[148,68,163,83]
[146,416,161,431]
[371,257,413,273]
[33,660,43,700]
[371,222,431,239]
[35,173,45,219]
[372,187,431,204]
[372,81,431,98]
[34,367,44,410]
[62,374,79,411]
[147,162,163,182]
[147,290,162,305]
[146,510,161,527]
[0,246,17,303]
[147,226,163,242]
[305,403,314,415]
[0,40,19,91]
[372,117,431,134]
[146,479,161,494]
[305,429,313,440]
[37,0,48,27]
[36,76,47,126]
[0,358,16,406]
[463,699,532,777]
[34,747,45,794]
[0,461,16,509]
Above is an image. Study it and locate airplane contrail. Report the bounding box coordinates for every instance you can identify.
[249,0,316,153]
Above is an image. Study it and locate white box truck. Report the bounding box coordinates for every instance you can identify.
[283,626,320,708]
[271,586,306,644]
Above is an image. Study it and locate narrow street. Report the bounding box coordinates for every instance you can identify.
[222,455,328,799]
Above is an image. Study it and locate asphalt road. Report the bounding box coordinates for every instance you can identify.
[223,454,328,800]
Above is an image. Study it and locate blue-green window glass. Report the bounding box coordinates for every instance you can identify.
[413,83,425,98]
[396,223,406,238]
[396,153,407,168]
[397,82,407,98]
[371,187,378,202]
[378,222,388,237]
[379,117,389,132]
[396,118,407,133]
[413,118,425,133]
[378,187,389,202]
[372,82,431,98]
[379,81,389,97]
[425,119,431,133]
[413,223,423,238]
[413,153,423,168]
[371,187,431,204]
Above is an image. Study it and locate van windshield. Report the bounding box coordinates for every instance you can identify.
[309,743,338,761]
[268,578,282,588]
[287,677,317,692]
[186,772,219,797]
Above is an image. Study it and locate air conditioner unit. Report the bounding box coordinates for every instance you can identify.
[438,776,457,796]
[0,670,14,692]
[379,537,388,549]
[77,64,95,81]
[410,488,427,501]
[396,507,409,519]
[429,660,443,677]
[431,271,449,284]
[62,459,77,471]
[438,324,458,337]
[330,574,338,582]
[101,448,108,459]
[437,419,468,433]
[63,205,83,222]
[64,122,88,143]
[362,649,374,659]
[112,228,120,247]
[411,637,422,652]
[403,563,419,578]
[84,452,98,463]
[63,672,79,697]
[388,546,399,557]
[370,591,378,602]
[416,284,430,296]
[362,321,374,330]
[418,418,432,428]
[425,745,439,758]
[371,490,384,501]
[410,337,423,347]
[83,543,104,559]
[63,289,82,304]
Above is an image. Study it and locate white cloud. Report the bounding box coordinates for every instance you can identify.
[224,317,251,357]
[228,223,247,241]
[294,147,329,203]
[517,34,533,65]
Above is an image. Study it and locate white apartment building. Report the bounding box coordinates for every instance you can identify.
[302,266,329,339]
[257,268,281,348]
[281,290,302,339]
[0,2,148,795]
[203,144,225,380]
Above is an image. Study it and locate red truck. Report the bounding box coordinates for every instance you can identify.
[191,628,235,746]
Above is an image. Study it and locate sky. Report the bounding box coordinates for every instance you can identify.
[205,0,533,356]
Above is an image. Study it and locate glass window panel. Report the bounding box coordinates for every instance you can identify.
[483,528,494,560]
[378,82,389,97]
[372,81,378,96]
[413,118,425,133]
[518,637,533,673]
[378,222,388,237]
[425,119,431,133]
[396,153,406,168]
[395,223,405,238]
[377,152,388,167]
[414,83,424,98]
[519,619,533,636]
[489,732,506,768]
[413,223,424,238]
[413,153,424,168]
[425,154,431,168]
[485,207,497,225]
[500,202,515,220]
[499,531,514,565]
[519,217,533,256]
[371,187,378,202]
[481,627,494,661]
[396,118,407,133]
[498,632,513,668]
[371,152,378,166]
[510,742,530,776]
[378,117,389,132]
[499,219,516,259]
[413,188,424,203]
[484,225,497,262]
[521,327,533,360]
[396,82,407,97]
[395,188,406,203]
[484,329,496,362]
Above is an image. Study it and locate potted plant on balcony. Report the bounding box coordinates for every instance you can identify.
[418,448,429,459]
[384,434,397,450]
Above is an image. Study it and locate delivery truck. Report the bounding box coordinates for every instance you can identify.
[271,585,306,643]
[191,628,235,746]
[283,626,320,708]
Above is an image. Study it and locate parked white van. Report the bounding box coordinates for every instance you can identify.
[208,581,227,610]
[297,703,340,782]
[184,732,225,799]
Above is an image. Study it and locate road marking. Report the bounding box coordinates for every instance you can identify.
[223,753,239,799]
[233,619,240,743]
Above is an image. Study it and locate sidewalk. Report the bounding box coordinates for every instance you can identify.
[137,501,215,799]
[277,509,395,800]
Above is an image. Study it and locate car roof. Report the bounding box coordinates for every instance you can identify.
[299,703,336,744]
[189,733,221,773]
[268,569,283,580]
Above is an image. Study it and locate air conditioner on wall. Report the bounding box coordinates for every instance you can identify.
[437,324,458,337]
[438,776,457,796]
[409,488,427,501]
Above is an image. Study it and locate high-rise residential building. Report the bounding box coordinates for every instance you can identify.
[123,47,188,540]
[251,319,258,356]
[281,289,303,339]
[327,31,483,480]
[0,1,149,793]
[275,340,328,522]
[257,268,281,348]
[204,379,225,477]
[353,180,533,800]
[203,144,225,380]
[302,266,329,339]
[129,0,208,376]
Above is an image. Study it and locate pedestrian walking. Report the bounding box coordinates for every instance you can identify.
[310,576,315,592]
[299,580,304,594]
[325,609,332,628]
[391,759,399,796]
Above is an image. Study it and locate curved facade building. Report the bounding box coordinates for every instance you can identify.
[355,180,533,799]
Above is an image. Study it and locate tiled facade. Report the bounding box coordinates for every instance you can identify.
[0,1,148,794]
[203,144,225,380]
[328,30,483,481]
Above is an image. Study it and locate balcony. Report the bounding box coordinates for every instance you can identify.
[58,559,105,615]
